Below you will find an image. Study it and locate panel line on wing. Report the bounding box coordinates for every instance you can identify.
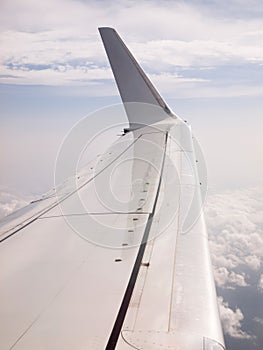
[0,130,165,243]
[39,212,150,219]
[0,134,142,243]
[105,132,168,349]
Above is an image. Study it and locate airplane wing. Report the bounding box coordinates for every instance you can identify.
[0,28,225,350]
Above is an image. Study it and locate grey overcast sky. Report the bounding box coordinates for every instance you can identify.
[1,1,263,349]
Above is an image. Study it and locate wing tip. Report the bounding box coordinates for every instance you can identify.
[98,27,175,123]
[98,27,116,34]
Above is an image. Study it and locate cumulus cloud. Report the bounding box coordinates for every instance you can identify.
[218,296,252,339]
[245,255,262,271]
[214,267,248,289]
[206,187,263,344]
[206,187,263,289]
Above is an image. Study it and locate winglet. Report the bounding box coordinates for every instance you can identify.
[99,27,174,128]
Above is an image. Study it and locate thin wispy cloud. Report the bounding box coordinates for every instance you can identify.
[258,274,263,292]
[1,0,263,98]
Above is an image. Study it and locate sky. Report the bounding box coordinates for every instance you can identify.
[0,1,263,349]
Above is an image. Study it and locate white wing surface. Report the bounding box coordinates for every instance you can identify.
[0,28,225,350]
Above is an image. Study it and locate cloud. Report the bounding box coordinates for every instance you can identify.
[245,255,262,271]
[214,267,248,289]
[253,316,263,325]
[218,296,253,339]
[206,187,263,344]
[0,191,27,220]
[257,274,263,292]
[0,0,263,97]
[206,187,263,289]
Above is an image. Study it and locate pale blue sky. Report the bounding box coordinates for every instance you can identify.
[1,0,263,194]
